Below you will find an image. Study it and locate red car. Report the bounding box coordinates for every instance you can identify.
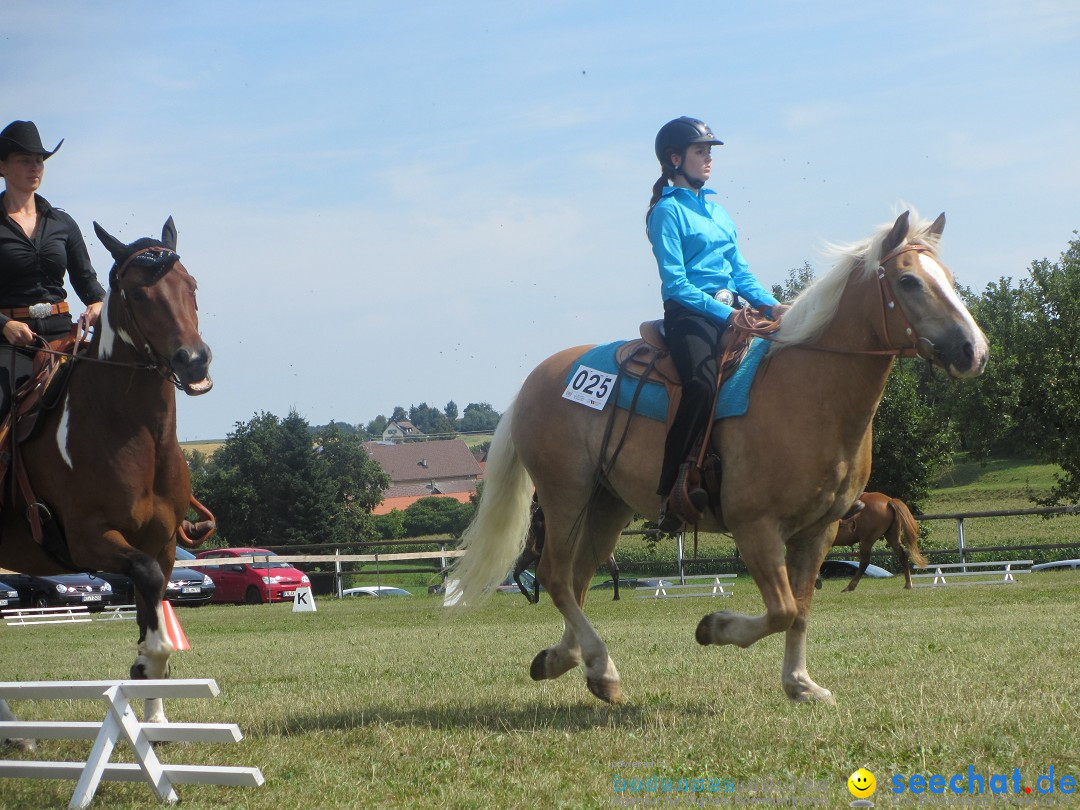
[195,548,310,604]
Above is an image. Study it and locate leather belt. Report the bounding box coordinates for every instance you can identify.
[0,301,70,320]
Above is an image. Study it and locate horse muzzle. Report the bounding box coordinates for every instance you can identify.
[171,343,214,396]
[930,326,989,379]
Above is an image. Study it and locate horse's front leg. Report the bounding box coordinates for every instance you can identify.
[696,522,798,649]
[0,699,35,752]
[779,527,837,704]
[77,531,173,722]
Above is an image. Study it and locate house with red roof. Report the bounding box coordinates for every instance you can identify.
[364,438,483,514]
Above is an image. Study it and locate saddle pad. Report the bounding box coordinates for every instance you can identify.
[566,337,769,422]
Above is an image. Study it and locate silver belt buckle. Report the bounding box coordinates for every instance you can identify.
[28,303,54,319]
[713,289,735,307]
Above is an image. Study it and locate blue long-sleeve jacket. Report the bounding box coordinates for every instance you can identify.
[648,186,778,324]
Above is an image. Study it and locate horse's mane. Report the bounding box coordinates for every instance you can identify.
[770,208,942,351]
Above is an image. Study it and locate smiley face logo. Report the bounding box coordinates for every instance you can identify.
[848,768,876,798]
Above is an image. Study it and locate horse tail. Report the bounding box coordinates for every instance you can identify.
[449,399,534,608]
[890,498,927,567]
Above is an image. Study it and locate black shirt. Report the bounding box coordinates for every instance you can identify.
[0,192,106,328]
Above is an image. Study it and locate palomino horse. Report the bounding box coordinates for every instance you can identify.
[452,210,987,704]
[0,218,211,737]
[511,498,621,602]
[830,492,926,591]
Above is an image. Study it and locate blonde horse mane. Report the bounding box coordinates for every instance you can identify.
[771,207,944,351]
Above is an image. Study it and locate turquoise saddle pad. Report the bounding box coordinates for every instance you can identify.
[565,337,768,422]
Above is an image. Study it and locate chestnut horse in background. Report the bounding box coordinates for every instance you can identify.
[0,218,212,739]
[830,492,926,591]
[451,210,987,705]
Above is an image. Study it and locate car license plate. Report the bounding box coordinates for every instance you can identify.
[82,594,102,602]
[181,587,201,594]
[281,591,294,597]
[0,599,7,606]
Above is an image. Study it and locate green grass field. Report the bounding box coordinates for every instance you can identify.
[0,576,1077,809]
[1,457,1077,809]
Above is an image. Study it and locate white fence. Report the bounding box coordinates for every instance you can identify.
[637,574,736,599]
[3,605,137,627]
[912,560,1032,588]
[0,678,263,808]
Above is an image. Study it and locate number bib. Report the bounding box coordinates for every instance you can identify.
[562,365,616,411]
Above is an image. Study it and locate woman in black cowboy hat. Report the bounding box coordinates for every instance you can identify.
[0,120,106,419]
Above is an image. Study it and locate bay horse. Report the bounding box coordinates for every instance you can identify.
[830,491,926,591]
[0,218,212,738]
[451,210,987,704]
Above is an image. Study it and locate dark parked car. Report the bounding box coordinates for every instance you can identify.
[818,559,893,579]
[1031,559,1080,572]
[590,577,671,591]
[94,547,216,607]
[4,573,114,611]
[0,578,22,609]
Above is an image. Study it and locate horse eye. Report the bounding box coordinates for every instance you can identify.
[898,274,922,291]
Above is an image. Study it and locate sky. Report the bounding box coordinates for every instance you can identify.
[4,1,1078,441]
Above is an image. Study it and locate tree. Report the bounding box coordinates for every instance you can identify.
[1013,232,1080,504]
[408,402,456,437]
[771,261,816,302]
[194,410,388,547]
[461,402,501,432]
[390,405,408,422]
[314,421,391,543]
[445,400,459,423]
[364,414,388,439]
[402,496,474,537]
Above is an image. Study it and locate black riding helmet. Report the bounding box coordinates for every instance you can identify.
[654,116,723,188]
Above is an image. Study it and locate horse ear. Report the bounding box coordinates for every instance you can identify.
[161,217,177,251]
[881,211,910,256]
[93,222,128,261]
[928,212,946,238]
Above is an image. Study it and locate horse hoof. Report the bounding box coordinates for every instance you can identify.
[587,677,621,704]
[695,613,723,645]
[530,650,548,681]
[3,737,36,753]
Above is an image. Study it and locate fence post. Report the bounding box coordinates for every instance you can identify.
[956,518,967,572]
[676,532,685,584]
[334,549,342,598]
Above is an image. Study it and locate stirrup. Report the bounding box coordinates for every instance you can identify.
[670,462,707,525]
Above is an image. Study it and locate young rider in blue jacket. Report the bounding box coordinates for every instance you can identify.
[646,117,783,531]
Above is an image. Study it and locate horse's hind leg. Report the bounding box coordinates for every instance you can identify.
[843,537,874,593]
[531,491,632,703]
[884,520,911,589]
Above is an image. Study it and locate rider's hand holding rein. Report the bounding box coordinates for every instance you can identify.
[1,318,35,347]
